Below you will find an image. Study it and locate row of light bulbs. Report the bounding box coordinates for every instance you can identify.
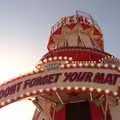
[36,61,120,72]
[38,56,73,65]
[0,86,119,107]
[99,55,120,62]
[35,55,120,71]
[60,62,120,70]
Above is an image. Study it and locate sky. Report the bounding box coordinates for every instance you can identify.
[0,0,120,120]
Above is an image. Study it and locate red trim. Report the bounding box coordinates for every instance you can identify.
[42,47,111,61]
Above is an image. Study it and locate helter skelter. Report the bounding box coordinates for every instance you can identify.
[0,11,120,120]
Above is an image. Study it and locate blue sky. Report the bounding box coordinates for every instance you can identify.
[0,0,120,120]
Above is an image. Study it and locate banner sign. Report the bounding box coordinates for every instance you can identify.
[0,68,120,107]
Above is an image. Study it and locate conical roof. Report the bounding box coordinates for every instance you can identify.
[47,11,104,51]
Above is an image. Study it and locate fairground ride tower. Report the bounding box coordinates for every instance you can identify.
[0,11,119,120]
[32,11,120,120]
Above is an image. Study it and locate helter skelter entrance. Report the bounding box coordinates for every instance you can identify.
[0,11,120,120]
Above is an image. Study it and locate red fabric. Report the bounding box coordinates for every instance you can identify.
[90,103,104,120]
[54,105,65,120]
[54,102,112,120]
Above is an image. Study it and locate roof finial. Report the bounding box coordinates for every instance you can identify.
[75,10,79,16]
